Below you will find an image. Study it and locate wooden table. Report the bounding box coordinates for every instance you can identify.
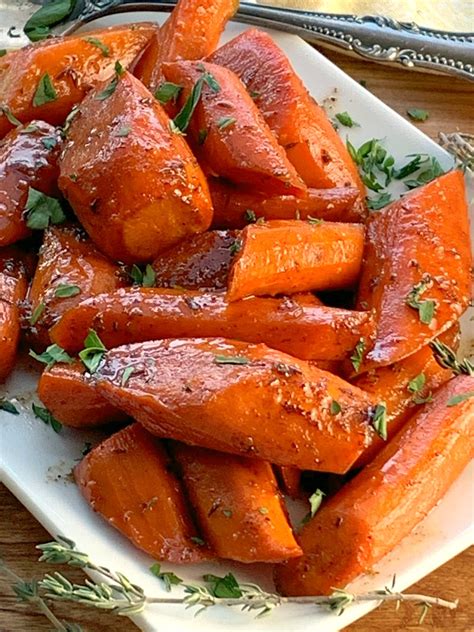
[1,49,473,631]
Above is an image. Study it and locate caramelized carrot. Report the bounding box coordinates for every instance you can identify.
[276,466,303,499]
[0,249,28,382]
[209,178,361,228]
[171,443,302,563]
[27,225,125,349]
[274,374,474,595]
[50,287,374,362]
[162,61,306,196]
[152,229,239,291]
[355,171,471,373]
[75,424,209,563]
[59,71,212,263]
[0,121,60,246]
[38,361,127,428]
[0,24,157,137]
[95,338,376,473]
[227,220,365,301]
[210,29,366,214]
[135,0,238,91]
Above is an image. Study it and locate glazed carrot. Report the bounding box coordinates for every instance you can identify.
[135,0,238,91]
[171,443,302,563]
[276,466,303,499]
[0,24,157,137]
[209,178,361,228]
[152,229,239,290]
[352,328,455,468]
[59,71,212,263]
[38,361,127,428]
[50,287,374,362]
[27,225,125,349]
[0,121,60,246]
[161,61,306,197]
[0,249,28,382]
[227,220,365,301]
[355,171,471,373]
[210,29,366,214]
[75,424,209,563]
[95,338,377,473]
[274,374,474,596]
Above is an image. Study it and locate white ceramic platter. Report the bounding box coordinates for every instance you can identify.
[1,11,473,632]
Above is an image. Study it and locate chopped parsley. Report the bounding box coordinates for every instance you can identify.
[335,111,359,128]
[29,343,74,369]
[79,329,106,373]
[406,278,436,325]
[0,399,19,415]
[150,563,183,592]
[30,302,45,326]
[446,392,474,407]
[173,71,220,132]
[84,37,110,57]
[0,105,22,127]
[217,116,236,130]
[32,74,58,107]
[54,284,81,298]
[24,188,66,230]
[371,403,388,440]
[214,355,249,366]
[32,403,62,433]
[155,82,182,105]
[350,337,366,372]
[301,489,325,525]
[407,108,429,122]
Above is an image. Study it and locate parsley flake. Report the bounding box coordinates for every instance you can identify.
[407,108,429,122]
[29,344,74,369]
[24,188,66,230]
[0,399,19,415]
[335,111,359,128]
[33,74,57,107]
[406,278,436,325]
[121,366,135,387]
[350,337,366,372]
[24,0,76,42]
[30,302,46,326]
[79,329,106,373]
[371,403,388,440]
[203,573,242,598]
[214,355,249,366]
[446,392,474,407]
[32,403,62,433]
[54,284,81,298]
[0,105,22,127]
[173,71,220,132]
[155,82,182,105]
[301,489,325,525]
[217,116,236,130]
[330,400,342,415]
[150,563,183,592]
[84,37,110,57]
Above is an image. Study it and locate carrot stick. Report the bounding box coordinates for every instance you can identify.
[0,24,157,138]
[274,374,474,596]
[59,71,212,264]
[210,29,366,215]
[209,178,361,228]
[275,466,303,499]
[227,220,365,301]
[0,249,28,382]
[27,225,125,349]
[0,121,60,247]
[95,338,377,473]
[75,424,210,563]
[355,171,471,373]
[49,287,374,363]
[161,60,306,197]
[38,361,127,428]
[171,443,302,563]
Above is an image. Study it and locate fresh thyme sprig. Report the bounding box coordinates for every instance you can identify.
[1,537,459,629]
[430,340,474,376]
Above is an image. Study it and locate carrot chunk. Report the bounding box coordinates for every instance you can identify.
[274,374,474,595]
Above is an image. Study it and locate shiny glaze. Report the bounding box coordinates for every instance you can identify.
[27,225,125,349]
[75,424,209,563]
[210,29,366,213]
[95,338,376,473]
[275,465,303,499]
[227,219,365,301]
[162,61,306,197]
[172,443,302,563]
[209,178,361,228]
[0,24,157,137]
[59,72,213,263]
[356,171,471,372]
[0,248,28,382]
[38,361,127,428]
[275,374,474,596]
[152,229,239,290]
[0,121,60,246]
[50,287,374,362]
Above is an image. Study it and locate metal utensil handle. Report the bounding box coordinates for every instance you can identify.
[67,0,474,81]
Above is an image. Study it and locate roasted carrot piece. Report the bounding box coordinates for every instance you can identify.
[275,466,303,499]
[0,24,157,137]
[49,287,374,363]
[171,443,301,563]
[95,338,377,473]
[355,171,471,373]
[75,424,209,563]
[0,249,28,382]
[27,225,125,349]
[227,220,365,301]
[274,374,474,596]
[152,229,239,291]
[38,361,127,428]
[210,29,366,214]
[59,71,212,263]
[352,329,455,468]
[135,0,238,91]
[0,121,60,247]
[209,179,361,228]
[162,61,306,197]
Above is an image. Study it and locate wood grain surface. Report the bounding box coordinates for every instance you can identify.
[1,47,473,632]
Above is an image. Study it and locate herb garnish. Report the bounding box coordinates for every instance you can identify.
[0,399,19,415]
[32,403,62,433]
[217,116,236,130]
[350,337,366,372]
[128,264,156,287]
[244,209,256,223]
[198,128,208,144]
[0,105,22,127]
[404,157,444,189]
[24,188,66,230]
[406,278,436,325]
[30,344,74,369]
[301,489,325,525]
[407,108,429,122]
[173,71,220,132]
[190,536,206,546]
[33,74,58,107]
[307,216,324,225]
[214,355,250,366]
[155,82,182,105]
[95,61,125,101]
[430,340,474,376]
[79,329,106,373]
[54,284,81,298]
[30,302,45,326]
[115,125,131,137]
[408,373,426,394]
[24,0,76,41]
[367,191,392,211]
[121,366,135,387]
[335,111,359,128]
[41,136,58,149]
[0,50,6,57]
[150,563,183,592]
[446,392,474,407]
[229,239,242,255]
[371,403,388,440]
[84,37,110,57]
[330,400,342,415]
